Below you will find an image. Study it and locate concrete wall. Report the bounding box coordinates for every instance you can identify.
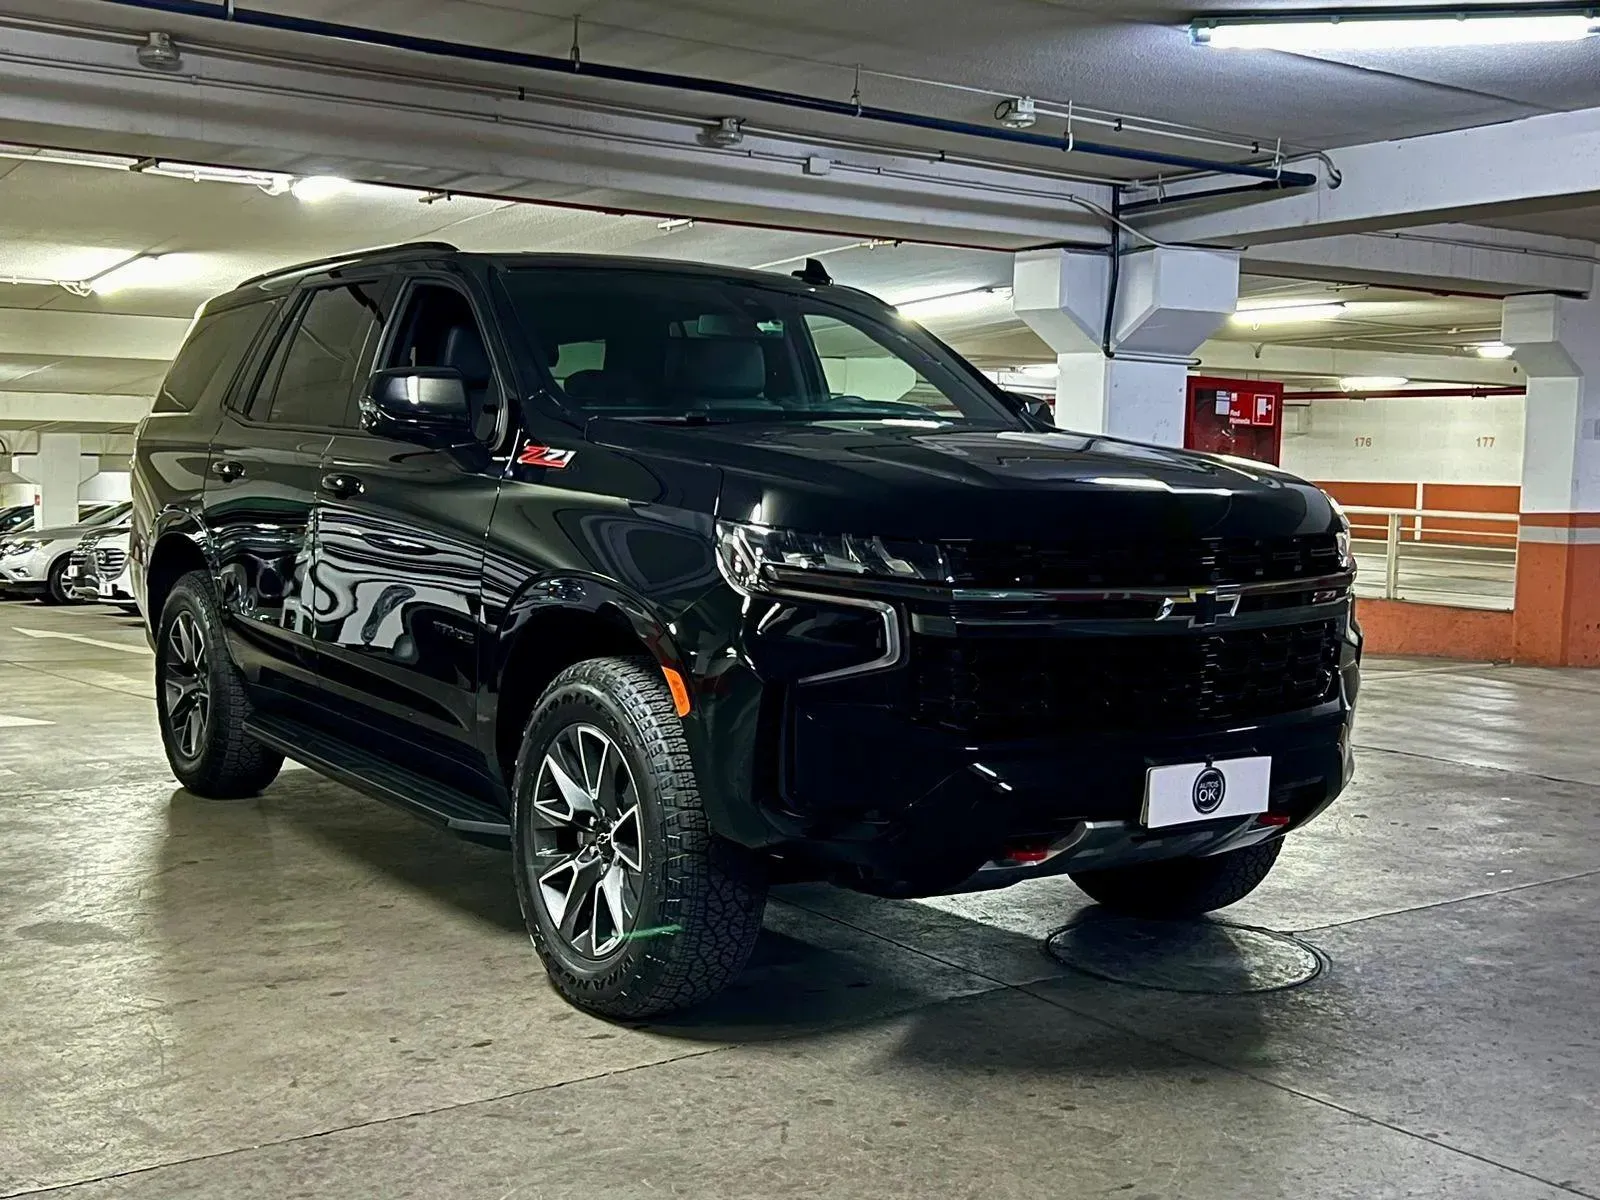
[82,472,131,504]
[1281,394,1523,485]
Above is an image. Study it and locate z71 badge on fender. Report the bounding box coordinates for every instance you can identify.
[518,443,576,469]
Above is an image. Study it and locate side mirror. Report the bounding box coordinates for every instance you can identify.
[363,367,472,445]
[1005,389,1054,427]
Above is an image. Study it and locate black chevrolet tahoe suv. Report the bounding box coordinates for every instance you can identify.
[131,242,1360,1017]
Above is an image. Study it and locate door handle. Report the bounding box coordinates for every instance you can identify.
[211,459,245,482]
[320,472,365,499]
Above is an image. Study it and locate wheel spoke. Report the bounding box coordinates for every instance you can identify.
[182,705,204,757]
[163,611,211,761]
[577,727,608,803]
[597,860,638,954]
[527,722,647,961]
[611,804,643,872]
[537,761,591,826]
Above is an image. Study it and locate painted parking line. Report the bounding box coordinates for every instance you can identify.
[0,714,54,728]
[10,628,149,655]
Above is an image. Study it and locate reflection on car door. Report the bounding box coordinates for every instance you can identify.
[309,276,507,791]
[205,276,392,700]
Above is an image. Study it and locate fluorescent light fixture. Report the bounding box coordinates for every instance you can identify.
[89,254,175,295]
[147,161,294,193]
[1339,375,1409,391]
[1193,10,1600,50]
[1474,341,1517,359]
[1230,301,1346,327]
[656,217,695,232]
[1015,362,1059,377]
[290,175,355,202]
[896,286,1014,321]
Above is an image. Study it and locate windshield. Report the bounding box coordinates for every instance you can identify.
[501,268,1021,429]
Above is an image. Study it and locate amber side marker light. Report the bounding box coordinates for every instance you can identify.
[662,667,692,717]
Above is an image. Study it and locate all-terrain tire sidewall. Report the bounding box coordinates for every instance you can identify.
[155,571,282,799]
[511,657,767,1019]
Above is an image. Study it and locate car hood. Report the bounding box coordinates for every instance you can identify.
[18,521,115,543]
[585,419,1338,542]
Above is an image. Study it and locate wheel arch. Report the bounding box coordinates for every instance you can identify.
[489,577,687,789]
[143,520,209,632]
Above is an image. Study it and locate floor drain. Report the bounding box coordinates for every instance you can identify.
[1044,912,1326,995]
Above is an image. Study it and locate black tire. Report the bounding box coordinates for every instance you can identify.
[155,570,283,799]
[511,657,767,1019]
[41,556,75,605]
[1069,838,1284,919]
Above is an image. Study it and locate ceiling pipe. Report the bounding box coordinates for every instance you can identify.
[1288,386,1526,401]
[91,0,1321,189]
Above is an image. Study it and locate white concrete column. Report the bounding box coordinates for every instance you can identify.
[13,433,95,529]
[1501,287,1600,665]
[1013,245,1240,446]
[1505,292,1600,515]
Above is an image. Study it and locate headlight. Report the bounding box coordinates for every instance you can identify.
[715,520,949,595]
[2,539,40,557]
[1323,496,1354,573]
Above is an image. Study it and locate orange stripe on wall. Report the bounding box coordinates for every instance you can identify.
[1421,483,1521,547]
[1316,481,1523,546]
[1519,512,1600,528]
[1358,598,1512,662]
[1317,481,1419,538]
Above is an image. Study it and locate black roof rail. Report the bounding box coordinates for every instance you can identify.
[238,241,460,288]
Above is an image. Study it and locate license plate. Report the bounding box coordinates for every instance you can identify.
[1143,756,1271,829]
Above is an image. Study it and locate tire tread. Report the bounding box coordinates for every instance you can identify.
[156,570,282,799]
[514,656,766,1018]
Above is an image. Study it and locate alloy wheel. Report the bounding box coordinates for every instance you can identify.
[527,723,644,959]
[164,611,211,760]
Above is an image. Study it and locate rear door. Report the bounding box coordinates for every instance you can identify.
[205,274,393,701]
[308,270,510,790]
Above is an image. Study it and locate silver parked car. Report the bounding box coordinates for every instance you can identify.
[67,527,136,610]
[0,502,133,604]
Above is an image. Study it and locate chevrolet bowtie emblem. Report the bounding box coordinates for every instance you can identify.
[1156,587,1242,627]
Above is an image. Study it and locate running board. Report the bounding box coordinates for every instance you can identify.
[244,713,511,840]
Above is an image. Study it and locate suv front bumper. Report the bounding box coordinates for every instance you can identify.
[681,584,1360,892]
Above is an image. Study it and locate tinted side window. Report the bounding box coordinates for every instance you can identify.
[383,283,501,443]
[154,301,277,414]
[258,282,388,428]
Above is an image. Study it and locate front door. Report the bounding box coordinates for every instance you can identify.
[205,277,392,701]
[308,276,508,792]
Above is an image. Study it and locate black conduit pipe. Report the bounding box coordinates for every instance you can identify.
[92,0,1322,189]
[1101,191,1123,358]
[1120,178,1301,214]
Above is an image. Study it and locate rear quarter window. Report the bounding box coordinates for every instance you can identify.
[154,299,278,414]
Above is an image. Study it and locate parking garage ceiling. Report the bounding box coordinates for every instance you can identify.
[25,0,1600,148]
[0,0,1590,434]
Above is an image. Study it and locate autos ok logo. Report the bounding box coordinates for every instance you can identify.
[1192,766,1226,814]
[1156,587,1242,627]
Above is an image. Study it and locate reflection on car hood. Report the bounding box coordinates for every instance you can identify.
[586,419,1338,542]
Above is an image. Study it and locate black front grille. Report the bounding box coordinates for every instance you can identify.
[947,533,1339,590]
[96,548,128,575]
[913,620,1342,736]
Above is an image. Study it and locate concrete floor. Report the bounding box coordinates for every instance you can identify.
[2,601,1597,1199]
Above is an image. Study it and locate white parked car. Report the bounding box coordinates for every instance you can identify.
[68,528,136,610]
[0,502,133,604]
